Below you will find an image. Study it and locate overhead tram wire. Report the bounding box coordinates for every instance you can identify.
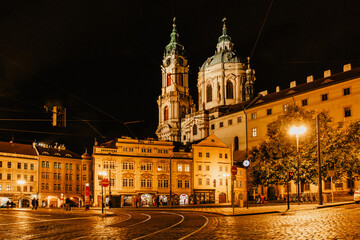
[250,0,274,59]
[0,53,137,139]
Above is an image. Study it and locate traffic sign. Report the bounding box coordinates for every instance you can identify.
[101,179,110,187]
[231,166,237,175]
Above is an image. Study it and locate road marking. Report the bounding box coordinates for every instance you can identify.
[0,216,92,226]
[131,212,184,240]
[178,214,209,240]
[124,213,151,228]
[0,212,46,221]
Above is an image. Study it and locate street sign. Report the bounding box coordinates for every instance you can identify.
[101,179,110,187]
[231,166,237,175]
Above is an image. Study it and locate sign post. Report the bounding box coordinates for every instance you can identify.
[231,166,237,215]
[101,179,109,214]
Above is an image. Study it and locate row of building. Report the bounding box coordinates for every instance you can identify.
[0,134,246,208]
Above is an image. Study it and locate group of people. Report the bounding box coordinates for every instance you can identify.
[31,199,39,209]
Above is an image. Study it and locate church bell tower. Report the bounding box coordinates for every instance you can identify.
[156,18,193,142]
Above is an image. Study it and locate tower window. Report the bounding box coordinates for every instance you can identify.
[193,124,198,135]
[164,106,169,121]
[167,73,171,87]
[206,85,212,102]
[226,81,234,99]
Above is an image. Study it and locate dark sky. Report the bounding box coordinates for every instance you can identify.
[0,0,359,154]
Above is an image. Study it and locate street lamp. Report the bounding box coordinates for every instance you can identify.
[17,180,25,208]
[289,125,306,205]
[98,171,107,213]
[223,173,230,203]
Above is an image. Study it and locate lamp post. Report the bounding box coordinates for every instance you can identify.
[98,171,107,213]
[289,125,306,205]
[17,180,25,208]
[223,173,230,203]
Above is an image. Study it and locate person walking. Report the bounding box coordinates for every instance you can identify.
[31,199,35,209]
[35,199,39,210]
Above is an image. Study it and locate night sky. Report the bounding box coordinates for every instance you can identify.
[0,1,359,154]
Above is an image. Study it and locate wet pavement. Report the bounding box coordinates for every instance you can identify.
[0,204,359,239]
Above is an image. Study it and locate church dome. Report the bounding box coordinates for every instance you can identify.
[200,51,244,70]
[199,18,245,71]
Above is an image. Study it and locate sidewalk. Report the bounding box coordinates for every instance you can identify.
[112,201,356,216]
[2,201,355,217]
[169,201,356,216]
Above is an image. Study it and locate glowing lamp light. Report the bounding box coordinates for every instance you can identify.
[289,126,306,136]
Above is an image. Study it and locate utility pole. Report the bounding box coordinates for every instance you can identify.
[316,115,323,205]
[169,156,172,208]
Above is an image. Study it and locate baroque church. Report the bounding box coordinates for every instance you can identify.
[156,18,255,144]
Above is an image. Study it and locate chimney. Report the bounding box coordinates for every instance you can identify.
[290,81,296,88]
[259,90,268,96]
[276,86,280,92]
[343,63,351,72]
[324,69,331,78]
[306,75,313,83]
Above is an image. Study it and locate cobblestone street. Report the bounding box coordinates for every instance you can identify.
[0,204,359,239]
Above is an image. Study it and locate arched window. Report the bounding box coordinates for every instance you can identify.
[193,124,198,136]
[164,106,169,121]
[206,85,212,103]
[234,136,239,151]
[226,81,234,99]
[167,73,171,87]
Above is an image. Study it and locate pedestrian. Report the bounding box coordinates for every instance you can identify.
[65,198,71,211]
[35,199,39,210]
[156,195,160,207]
[31,199,35,209]
[134,197,138,208]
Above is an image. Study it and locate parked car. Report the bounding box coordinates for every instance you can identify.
[355,186,360,203]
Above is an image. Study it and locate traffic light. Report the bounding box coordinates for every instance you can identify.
[52,106,66,127]
[289,172,295,181]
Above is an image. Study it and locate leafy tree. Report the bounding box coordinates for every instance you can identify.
[249,104,333,187]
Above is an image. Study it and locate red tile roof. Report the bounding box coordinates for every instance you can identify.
[0,142,37,156]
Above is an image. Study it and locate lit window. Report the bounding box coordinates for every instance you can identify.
[283,104,288,112]
[184,164,190,172]
[252,128,257,137]
[177,164,183,172]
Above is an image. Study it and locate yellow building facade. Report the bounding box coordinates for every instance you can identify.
[0,142,38,207]
[36,145,93,208]
[192,134,246,204]
[93,137,192,207]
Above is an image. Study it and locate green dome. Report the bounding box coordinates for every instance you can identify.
[200,51,244,70]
